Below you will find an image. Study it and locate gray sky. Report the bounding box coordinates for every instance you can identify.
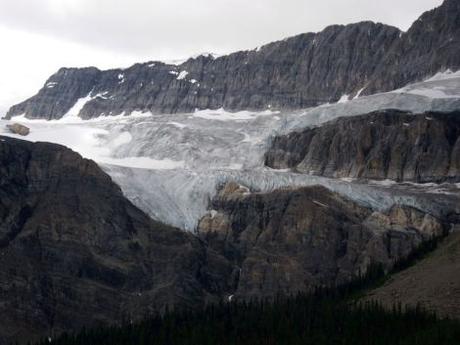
[0,0,444,115]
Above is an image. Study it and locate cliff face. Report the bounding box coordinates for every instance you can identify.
[6,0,460,120]
[6,22,399,120]
[365,0,460,94]
[0,137,232,345]
[6,68,101,120]
[198,182,447,300]
[265,111,460,183]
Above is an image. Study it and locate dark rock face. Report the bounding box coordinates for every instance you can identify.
[7,68,100,120]
[6,0,460,120]
[198,182,447,300]
[0,137,231,345]
[265,111,460,183]
[365,0,460,95]
[6,22,399,120]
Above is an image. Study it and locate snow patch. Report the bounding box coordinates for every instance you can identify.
[93,91,110,100]
[354,88,365,99]
[425,70,460,82]
[177,71,189,80]
[368,179,397,187]
[394,86,460,99]
[338,95,350,103]
[63,93,92,118]
[210,210,218,219]
[340,178,356,183]
[391,70,460,99]
[193,108,279,121]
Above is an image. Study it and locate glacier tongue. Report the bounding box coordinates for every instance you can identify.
[2,72,460,231]
[103,166,460,231]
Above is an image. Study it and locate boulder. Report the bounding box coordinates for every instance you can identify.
[6,123,30,136]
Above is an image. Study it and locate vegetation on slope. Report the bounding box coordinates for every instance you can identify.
[30,234,460,345]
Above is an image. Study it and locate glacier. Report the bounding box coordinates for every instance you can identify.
[1,71,460,231]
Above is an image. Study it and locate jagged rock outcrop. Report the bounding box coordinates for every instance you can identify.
[0,136,232,345]
[365,0,460,95]
[198,182,448,300]
[265,110,460,183]
[6,68,101,120]
[6,22,399,120]
[5,0,460,120]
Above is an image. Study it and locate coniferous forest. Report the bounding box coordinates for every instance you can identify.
[32,236,460,345]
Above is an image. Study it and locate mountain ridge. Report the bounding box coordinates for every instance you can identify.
[6,0,459,120]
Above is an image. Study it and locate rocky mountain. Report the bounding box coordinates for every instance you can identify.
[1,0,460,343]
[365,0,460,95]
[0,136,234,344]
[1,136,457,344]
[5,0,460,120]
[198,182,449,300]
[265,110,460,183]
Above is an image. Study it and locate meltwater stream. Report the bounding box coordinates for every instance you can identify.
[2,71,460,231]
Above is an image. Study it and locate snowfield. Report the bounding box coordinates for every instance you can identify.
[1,71,460,231]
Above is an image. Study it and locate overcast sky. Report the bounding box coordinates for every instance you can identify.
[0,0,444,115]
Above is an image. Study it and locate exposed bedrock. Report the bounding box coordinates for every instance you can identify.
[6,21,399,120]
[198,182,450,300]
[5,0,460,120]
[1,137,458,343]
[0,136,233,345]
[364,0,460,95]
[265,111,460,183]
